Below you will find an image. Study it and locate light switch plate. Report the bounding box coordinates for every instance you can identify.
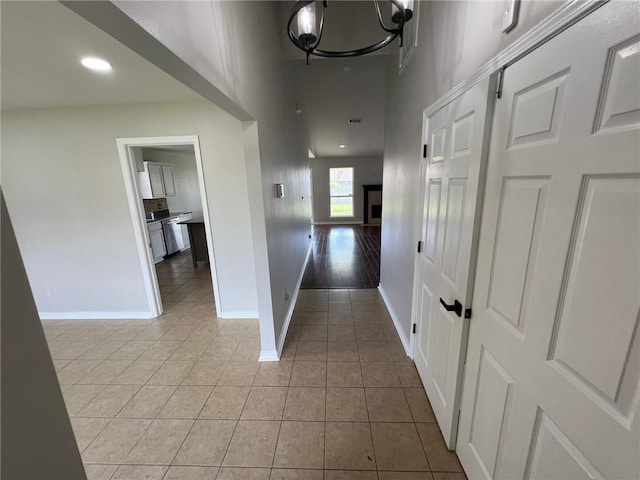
[275,183,285,198]
[502,0,520,33]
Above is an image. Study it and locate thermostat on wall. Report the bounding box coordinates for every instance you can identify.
[275,183,285,198]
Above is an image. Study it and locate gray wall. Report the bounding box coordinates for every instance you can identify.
[2,101,258,319]
[71,1,313,356]
[311,156,383,224]
[1,191,86,480]
[380,0,562,342]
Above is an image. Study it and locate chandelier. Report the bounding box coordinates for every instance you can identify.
[287,0,414,64]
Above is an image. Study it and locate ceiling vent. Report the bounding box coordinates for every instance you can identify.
[348,118,362,124]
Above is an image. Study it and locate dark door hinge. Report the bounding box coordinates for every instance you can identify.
[423,144,428,158]
[417,240,423,253]
[412,323,417,334]
[464,308,472,319]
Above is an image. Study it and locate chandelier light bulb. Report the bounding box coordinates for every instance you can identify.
[297,3,317,47]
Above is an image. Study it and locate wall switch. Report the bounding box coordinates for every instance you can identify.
[502,0,520,33]
[284,288,291,302]
[275,183,285,198]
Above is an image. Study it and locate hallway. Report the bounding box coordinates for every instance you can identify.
[302,225,381,289]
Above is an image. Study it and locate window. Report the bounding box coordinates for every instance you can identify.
[329,167,354,217]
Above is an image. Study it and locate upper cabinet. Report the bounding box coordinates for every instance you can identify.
[138,161,176,199]
[162,165,176,196]
[148,163,164,197]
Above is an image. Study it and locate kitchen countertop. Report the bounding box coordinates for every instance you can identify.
[177,215,205,225]
[146,211,192,224]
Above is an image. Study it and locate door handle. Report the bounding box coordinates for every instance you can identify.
[440,298,462,317]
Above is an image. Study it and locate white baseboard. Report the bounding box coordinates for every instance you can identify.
[217,310,259,319]
[312,221,364,225]
[40,309,259,320]
[378,285,412,357]
[39,311,155,320]
[258,350,279,362]
[274,242,313,359]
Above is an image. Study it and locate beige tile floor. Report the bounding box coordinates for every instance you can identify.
[44,252,467,480]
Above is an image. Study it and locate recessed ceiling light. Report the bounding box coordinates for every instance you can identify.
[339,144,346,148]
[81,57,112,72]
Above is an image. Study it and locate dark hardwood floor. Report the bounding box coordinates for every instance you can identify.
[301,224,381,289]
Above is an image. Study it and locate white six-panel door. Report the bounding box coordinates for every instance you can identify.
[414,76,495,448]
[456,2,640,478]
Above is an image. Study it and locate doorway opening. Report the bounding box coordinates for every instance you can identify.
[117,135,221,318]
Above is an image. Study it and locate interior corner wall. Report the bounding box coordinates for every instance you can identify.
[380,0,563,341]
[141,149,204,217]
[2,101,258,317]
[311,156,383,224]
[1,191,86,480]
[96,0,313,353]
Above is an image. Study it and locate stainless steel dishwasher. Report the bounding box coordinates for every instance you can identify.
[161,217,180,256]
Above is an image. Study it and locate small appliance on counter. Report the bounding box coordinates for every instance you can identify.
[145,209,170,222]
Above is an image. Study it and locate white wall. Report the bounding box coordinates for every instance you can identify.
[380,1,562,342]
[311,156,383,224]
[2,101,259,318]
[1,191,86,479]
[141,148,204,216]
[66,1,313,357]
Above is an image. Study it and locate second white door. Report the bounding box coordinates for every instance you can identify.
[456,2,640,478]
[414,75,496,448]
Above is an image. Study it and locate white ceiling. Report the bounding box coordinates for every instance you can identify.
[0,1,202,110]
[2,0,390,159]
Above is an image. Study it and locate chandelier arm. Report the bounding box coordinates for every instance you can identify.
[306,31,399,58]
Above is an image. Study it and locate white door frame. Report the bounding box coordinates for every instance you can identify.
[116,135,222,317]
[408,113,431,360]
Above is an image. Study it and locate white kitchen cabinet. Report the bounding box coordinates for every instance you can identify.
[138,162,175,199]
[148,221,166,264]
[162,166,176,196]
